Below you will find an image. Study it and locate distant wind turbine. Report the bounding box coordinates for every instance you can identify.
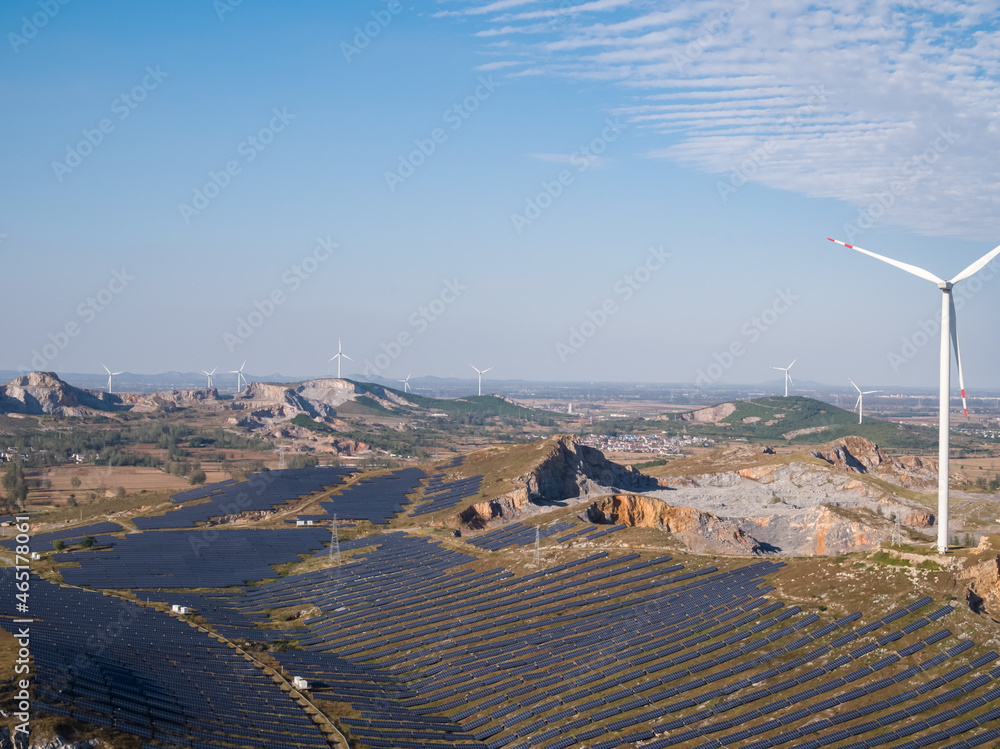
[829,236,1000,554]
[101,363,123,394]
[470,364,492,397]
[769,358,797,397]
[328,337,352,379]
[202,367,217,388]
[848,378,881,424]
[229,361,248,392]
[398,374,411,393]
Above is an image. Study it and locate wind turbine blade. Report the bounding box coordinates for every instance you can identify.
[827,238,944,285]
[343,354,352,361]
[949,294,968,417]
[863,389,881,395]
[952,243,1000,284]
[102,363,111,375]
[854,394,862,412]
[849,378,861,394]
[769,366,783,371]
[470,364,479,373]
[328,355,337,362]
[483,368,493,374]
[787,358,797,369]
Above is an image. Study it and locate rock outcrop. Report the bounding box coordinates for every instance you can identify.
[680,403,738,424]
[525,436,659,502]
[459,488,530,529]
[0,372,119,416]
[809,436,937,490]
[586,493,763,555]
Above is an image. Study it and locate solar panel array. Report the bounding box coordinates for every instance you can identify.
[409,474,484,516]
[133,467,351,530]
[0,520,123,550]
[303,466,427,524]
[58,527,333,589]
[465,521,592,551]
[194,533,1000,749]
[0,570,332,748]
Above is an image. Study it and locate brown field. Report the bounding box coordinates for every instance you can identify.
[23,465,192,509]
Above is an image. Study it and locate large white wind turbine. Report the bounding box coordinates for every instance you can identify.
[203,367,217,389]
[229,361,248,392]
[470,364,492,397]
[398,374,411,393]
[101,363,123,394]
[770,358,797,397]
[830,237,1000,553]
[329,338,352,379]
[848,378,881,424]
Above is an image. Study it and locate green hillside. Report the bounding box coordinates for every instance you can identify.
[677,396,937,451]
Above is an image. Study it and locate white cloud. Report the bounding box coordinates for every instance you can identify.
[452,0,1000,241]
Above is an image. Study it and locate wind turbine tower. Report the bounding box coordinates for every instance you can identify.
[849,378,881,424]
[329,338,352,379]
[101,363,123,394]
[829,236,1000,553]
[470,364,492,396]
[203,368,217,388]
[398,374,412,393]
[770,358,797,397]
[229,361,248,392]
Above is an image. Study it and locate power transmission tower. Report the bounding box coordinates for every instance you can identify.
[329,514,341,571]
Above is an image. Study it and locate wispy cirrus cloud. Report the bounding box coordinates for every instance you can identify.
[450,0,1000,240]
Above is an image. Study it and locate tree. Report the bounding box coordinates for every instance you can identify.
[1,461,28,512]
[189,469,207,485]
[53,540,65,551]
[80,536,96,549]
[67,494,78,507]
[70,476,82,489]
[114,486,126,499]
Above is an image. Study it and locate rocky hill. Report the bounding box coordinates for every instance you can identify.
[0,373,551,429]
[0,372,120,416]
[676,396,936,450]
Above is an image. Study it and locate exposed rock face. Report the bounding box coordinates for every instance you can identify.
[0,372,118,416]
[525,436,659,502]
[586,493,763,555]
[459,489,530,529]
[680,402,738,424]
[744,505,893,555]
[960,556,1000,618]
[809,436,937,490]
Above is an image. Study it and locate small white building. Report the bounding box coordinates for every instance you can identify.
[292,676,309,690]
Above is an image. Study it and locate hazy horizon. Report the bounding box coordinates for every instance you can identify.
[5,2,1000,389]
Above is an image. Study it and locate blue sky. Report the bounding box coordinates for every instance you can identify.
[3,0,1000,389]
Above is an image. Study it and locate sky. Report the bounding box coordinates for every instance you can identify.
[3,0,1000,389]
